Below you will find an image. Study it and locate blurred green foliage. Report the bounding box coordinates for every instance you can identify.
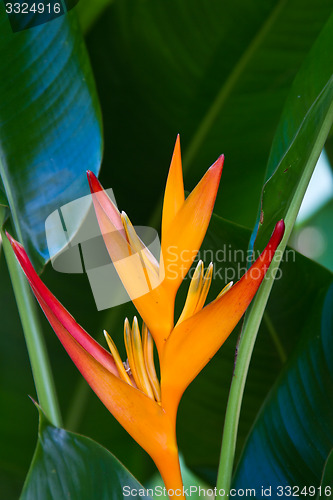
[0,1,332,498]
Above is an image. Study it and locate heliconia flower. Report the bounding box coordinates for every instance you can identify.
[7,137,285,498]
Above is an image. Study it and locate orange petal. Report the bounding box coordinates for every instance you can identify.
[161,155,223,294]
[160,220,285,417]
[161,135,185,241]
[130,284,174,355]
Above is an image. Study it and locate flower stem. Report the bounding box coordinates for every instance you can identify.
[215,256,280,495]
[2,230,62,427]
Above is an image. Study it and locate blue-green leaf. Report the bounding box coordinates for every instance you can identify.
[252,12,333,253]
[21,406,152,500]
[0,9,103,270]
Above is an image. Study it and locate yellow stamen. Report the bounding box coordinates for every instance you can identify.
[176,261,213,326]
[131,317,155,399]
[176,260,204,325]
[121,211,159,279]
[103,330,133,386]
[124,318,141,388]
[215,281,234,300]
[194,262,213,313]
[143,323,161,402]
[106,318,160,402]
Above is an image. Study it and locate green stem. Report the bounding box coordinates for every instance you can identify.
[216,255,281,495]
[2,230,62,427]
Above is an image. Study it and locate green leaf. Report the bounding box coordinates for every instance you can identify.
[0,188,8,207]
[232,282,333,492]
[324,135,333,173]
[252,12,333,253]
[0,9,102,271]
[21,406,152,500]
[87,0,333,229]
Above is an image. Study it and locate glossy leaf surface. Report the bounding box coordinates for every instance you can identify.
[21,407,152,500]
[232,283,333,494]
[252,12,333,252]
[0,9,102,270]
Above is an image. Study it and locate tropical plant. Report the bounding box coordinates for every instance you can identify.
[0,1,332,499]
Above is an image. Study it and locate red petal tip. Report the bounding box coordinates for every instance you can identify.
[5,231,18,248]
[208,154,224,177]
[86,170,103,193]
[86,170,96,181]
[271,219,285,247]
